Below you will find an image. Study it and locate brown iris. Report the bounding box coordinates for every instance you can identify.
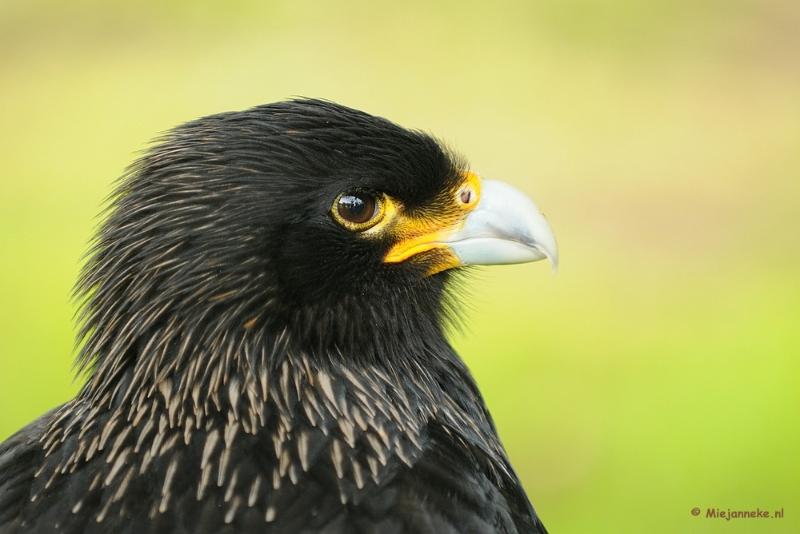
[338,193,375,223]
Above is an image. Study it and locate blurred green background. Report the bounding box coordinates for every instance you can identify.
[1,1,798,532]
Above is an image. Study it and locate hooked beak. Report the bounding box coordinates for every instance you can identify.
[443,179,559,273]
[383,176,558,275]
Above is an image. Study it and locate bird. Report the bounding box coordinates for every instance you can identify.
[0,99,558,534]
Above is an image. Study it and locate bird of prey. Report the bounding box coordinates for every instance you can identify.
[0,99,558,533]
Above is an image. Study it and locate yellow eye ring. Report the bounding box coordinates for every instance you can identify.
[331,190,387,231]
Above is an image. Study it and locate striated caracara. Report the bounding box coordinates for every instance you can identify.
[0,99,558,533]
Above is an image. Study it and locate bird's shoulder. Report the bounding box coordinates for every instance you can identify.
[0,406,62,533]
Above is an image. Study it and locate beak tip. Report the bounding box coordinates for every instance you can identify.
[531,224,559,275]
[440,179,560,274]
[539,244,559,275]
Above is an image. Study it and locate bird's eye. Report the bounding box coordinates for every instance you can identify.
[332,191,384,231]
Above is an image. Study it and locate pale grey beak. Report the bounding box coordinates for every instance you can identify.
[444,179,559,273]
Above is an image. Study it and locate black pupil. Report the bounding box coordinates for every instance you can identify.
[338,194,375,224]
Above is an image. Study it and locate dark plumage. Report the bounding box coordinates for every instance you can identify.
[0,100,553,533]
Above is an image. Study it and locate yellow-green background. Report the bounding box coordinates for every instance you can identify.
[1,1,798,532]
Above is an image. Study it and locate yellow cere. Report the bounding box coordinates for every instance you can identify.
[383,171,481,275]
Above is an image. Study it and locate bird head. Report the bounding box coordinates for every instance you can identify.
[75,99,557,390]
